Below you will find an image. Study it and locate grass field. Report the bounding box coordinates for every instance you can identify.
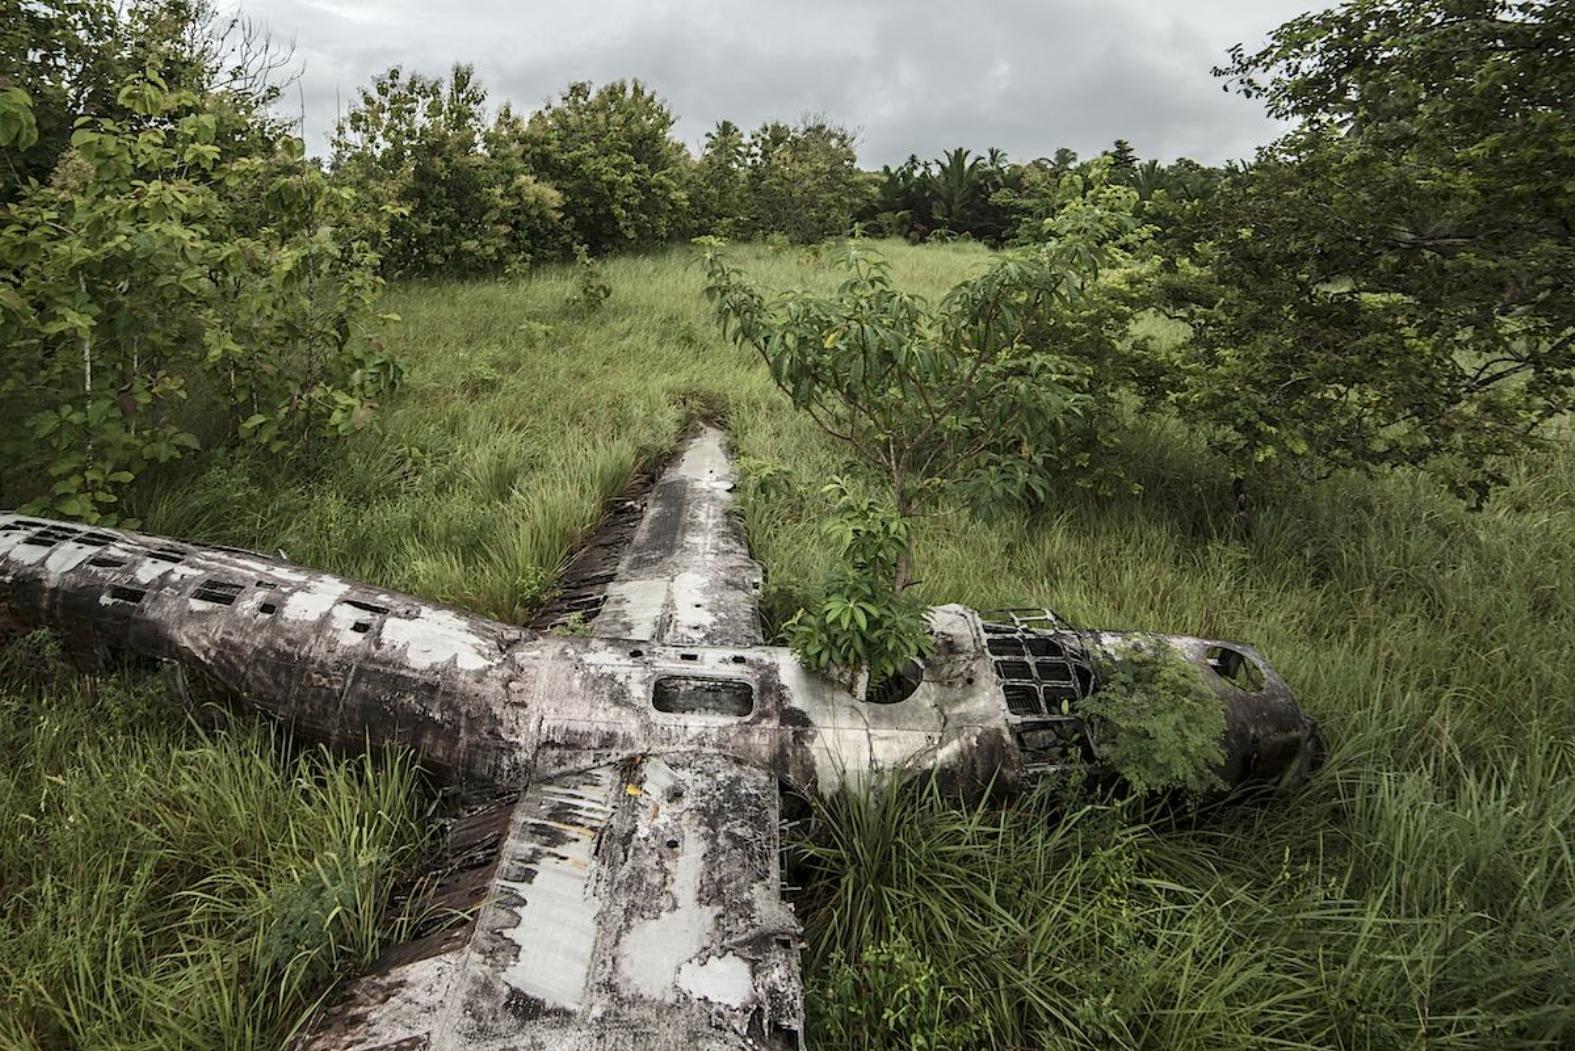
[3,239,1572,1049]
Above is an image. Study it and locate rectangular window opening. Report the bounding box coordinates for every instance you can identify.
[652,676,754,717]
[20,526,79,548]
[344,598,391,615]
[1002,683,1042,716]
[108,585,145,606]
[994,659,1033,681]
[987,637,1025,657]
[192,580,245,606]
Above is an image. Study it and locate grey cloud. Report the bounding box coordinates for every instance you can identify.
[244,0,1328,165]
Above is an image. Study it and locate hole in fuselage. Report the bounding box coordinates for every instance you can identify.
[865,659,923,704]
[652,676,754,717]
[1206,645,1266,691]
[344,598,391,615]
[107,585,145,606]
[192,579,244,606]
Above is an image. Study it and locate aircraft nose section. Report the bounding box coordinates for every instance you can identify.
[1112,633,1325,788]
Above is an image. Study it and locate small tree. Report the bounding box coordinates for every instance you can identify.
[702,186,1147,681]
[0,73,398,522]
[515,80,689,255]
[331,64,564,276]
[1164,0,1575,504]
[691,119,751,239]
[745,119,867,244]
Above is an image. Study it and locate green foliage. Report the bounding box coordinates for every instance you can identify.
[690,119,751,240]
[783,482,934,691]
[691,118,867,244]
[703,182,1150,525]
[3,1,297,206]
[565,244,612,312]
[1077,641,1227,796]
[742,120,867,244]
[331,64,566,276]
[809,933,985,1051]
[516,80,689,255]
[1164,0,1575,502]
[0,73,399,522]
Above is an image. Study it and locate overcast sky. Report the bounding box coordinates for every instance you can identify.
[242,0,1331,167]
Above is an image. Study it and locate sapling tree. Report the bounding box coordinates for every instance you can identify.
[701,182,1148,683]
[781,481,936,692]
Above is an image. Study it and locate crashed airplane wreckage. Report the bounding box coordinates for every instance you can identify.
[0,426,1320,1051]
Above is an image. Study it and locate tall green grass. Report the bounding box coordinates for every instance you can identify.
[0,635,428,1050]
[4,238,1570,1047]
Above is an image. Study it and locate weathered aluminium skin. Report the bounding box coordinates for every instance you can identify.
[0,427,1321,1051]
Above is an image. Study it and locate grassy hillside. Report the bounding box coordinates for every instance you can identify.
[3,240,1571,1048]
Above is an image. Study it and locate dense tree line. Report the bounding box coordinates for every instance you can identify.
[1,0,1568,531]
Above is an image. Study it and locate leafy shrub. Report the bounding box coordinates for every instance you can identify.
[783,482,934,692]
[1077,641,1226,795]
[331,64,566,276]
[809,933,984,1051]
[0,74,400,522]
[515,79,689,255]
[565,244,612,312]
[703,190,1150,527]
[743,120,867,243]
[1161,0,1575,504]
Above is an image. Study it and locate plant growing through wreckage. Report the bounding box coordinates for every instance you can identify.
[781,480,935,693]
[700,192,1147,684]
[1077,640,1226,796]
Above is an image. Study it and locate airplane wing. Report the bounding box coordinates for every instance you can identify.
[298,750,802,1051]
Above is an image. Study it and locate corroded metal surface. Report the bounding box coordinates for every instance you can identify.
[589,427,764,646]
[0,425,1323,1051]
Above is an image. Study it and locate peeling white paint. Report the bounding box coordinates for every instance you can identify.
[282,581,350,622]
[6,543,48,567]
[380,608,492,671]
[43,544,94,575]
[676,953,753,1008]
[493,767,616,1011]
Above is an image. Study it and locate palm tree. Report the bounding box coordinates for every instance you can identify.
[923,147,986,231]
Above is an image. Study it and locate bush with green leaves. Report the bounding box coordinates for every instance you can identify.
[514,80,690,255]
[1160,0,1575,504]
[0,74,400,523]
[1077,641,1226,796]
[809,932,984,1051]
[331,64,566,277]
[1,0,291,205]
[565,244,612,312]
[742,119,867,244]
[703,181,1152,525]
[783,482,935,693]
